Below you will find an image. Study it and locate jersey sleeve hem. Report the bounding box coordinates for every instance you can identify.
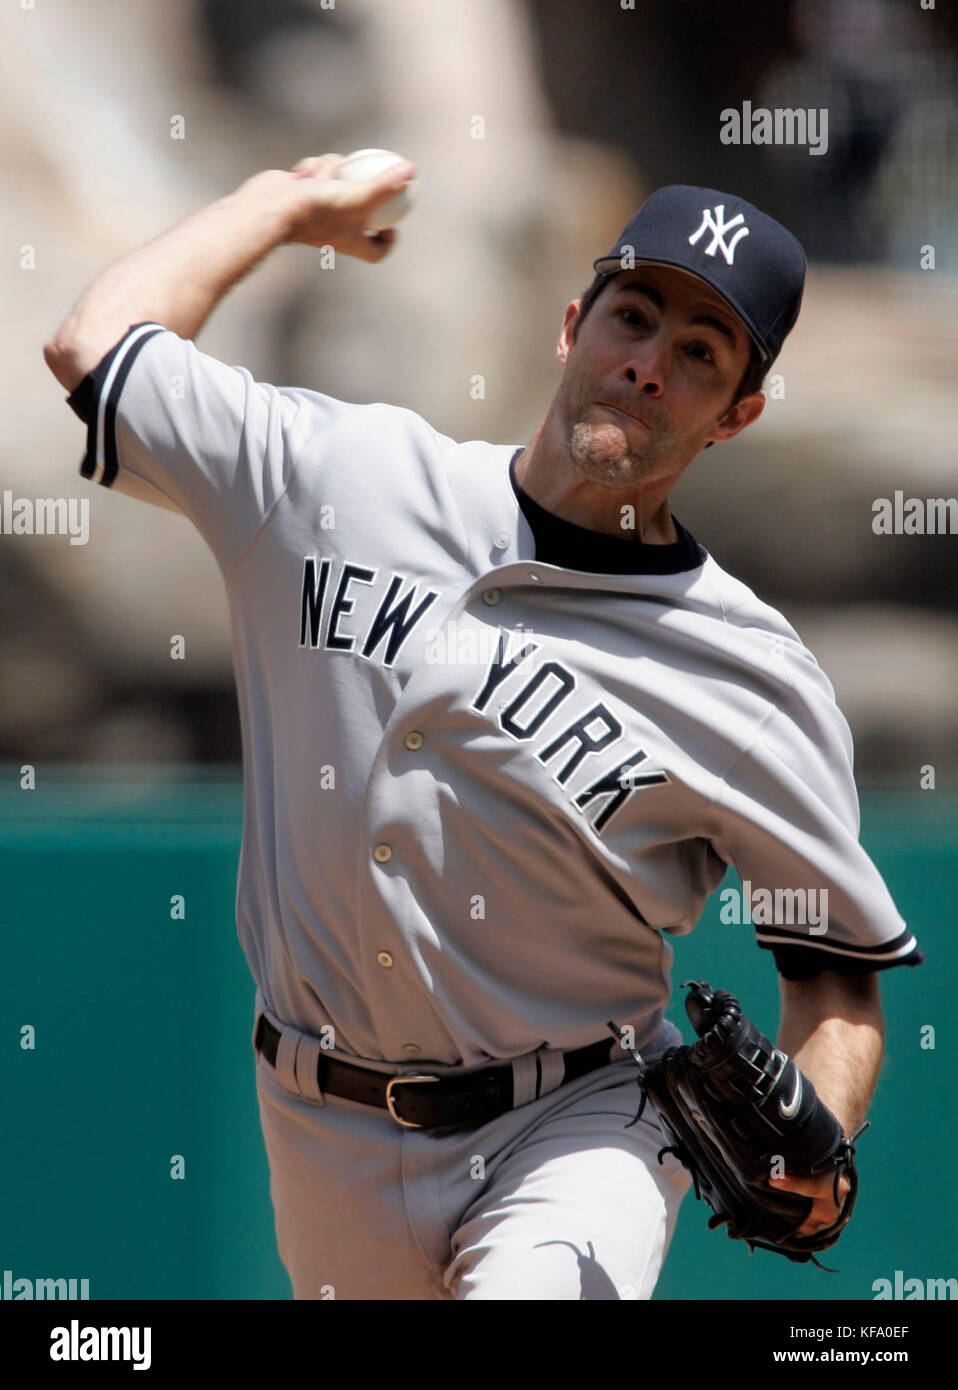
[759,924,924,979]
[66,322,167,486]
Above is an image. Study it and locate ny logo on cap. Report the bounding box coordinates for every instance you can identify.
[688,205,750,265]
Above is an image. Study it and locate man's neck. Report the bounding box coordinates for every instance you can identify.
[514,425,681,546]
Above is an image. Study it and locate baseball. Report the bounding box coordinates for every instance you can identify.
[333,148,416,231]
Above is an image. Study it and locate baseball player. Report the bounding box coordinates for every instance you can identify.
[45,157,923,1300]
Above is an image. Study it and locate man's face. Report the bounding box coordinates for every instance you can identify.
[554,264,762,492]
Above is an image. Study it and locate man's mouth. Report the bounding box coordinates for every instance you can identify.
[595,401,649,428]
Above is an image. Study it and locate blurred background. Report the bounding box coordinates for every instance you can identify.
[4,0,958,771]
[1,0,955,1301]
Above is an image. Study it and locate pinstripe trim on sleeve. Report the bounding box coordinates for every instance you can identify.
[68,322,166,486]
[757,922,924,977]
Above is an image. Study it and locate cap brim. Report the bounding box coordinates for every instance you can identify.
[590,256,771,364]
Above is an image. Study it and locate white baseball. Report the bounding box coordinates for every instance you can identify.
[333,148,416,231]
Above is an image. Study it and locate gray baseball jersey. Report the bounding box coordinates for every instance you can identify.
[67,323,922,1069]
[65,321,924,1298]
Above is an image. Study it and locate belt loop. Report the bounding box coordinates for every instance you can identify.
[537,1048,566,1098]
[511,1052,539,1107]
[294,1033,326,1105]
[274,1026,301,1095]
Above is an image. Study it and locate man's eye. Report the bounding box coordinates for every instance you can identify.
[618,308,645,327]
[686,343,714,363]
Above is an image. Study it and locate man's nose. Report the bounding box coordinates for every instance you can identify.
[622,343,667,396]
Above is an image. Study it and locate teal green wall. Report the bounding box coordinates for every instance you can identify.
[1,770,950,1300]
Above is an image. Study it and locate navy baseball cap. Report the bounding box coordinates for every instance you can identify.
[591,185,806,366]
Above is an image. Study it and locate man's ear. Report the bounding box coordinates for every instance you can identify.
[557,299,582,365]
[707,390,765,446]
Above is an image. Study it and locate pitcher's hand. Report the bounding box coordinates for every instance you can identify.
[287,152,415,260]
[767,1168,852,1237]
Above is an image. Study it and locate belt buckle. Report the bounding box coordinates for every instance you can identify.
[385,1074,441,1128]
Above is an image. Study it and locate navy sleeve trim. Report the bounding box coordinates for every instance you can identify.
[66,371,97,426]
[754,921,921,965]
[67,322,166,487]
[767,942,925,979]
[756,922,924,979]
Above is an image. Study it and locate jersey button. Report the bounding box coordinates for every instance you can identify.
[482,588,501,605]
[404,731,424,751]
[493,533,510,550]
[373,843,393,863]
[402,1042,423,1055]
[376,951,394,969]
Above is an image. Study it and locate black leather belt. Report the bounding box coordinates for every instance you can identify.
[254,1015,616,1131]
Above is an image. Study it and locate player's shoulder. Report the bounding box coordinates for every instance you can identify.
[291,395,466,487]
[324,395,455,445]
[697,551,835,694]
[688,554,859,776]
[700,552,804,643]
